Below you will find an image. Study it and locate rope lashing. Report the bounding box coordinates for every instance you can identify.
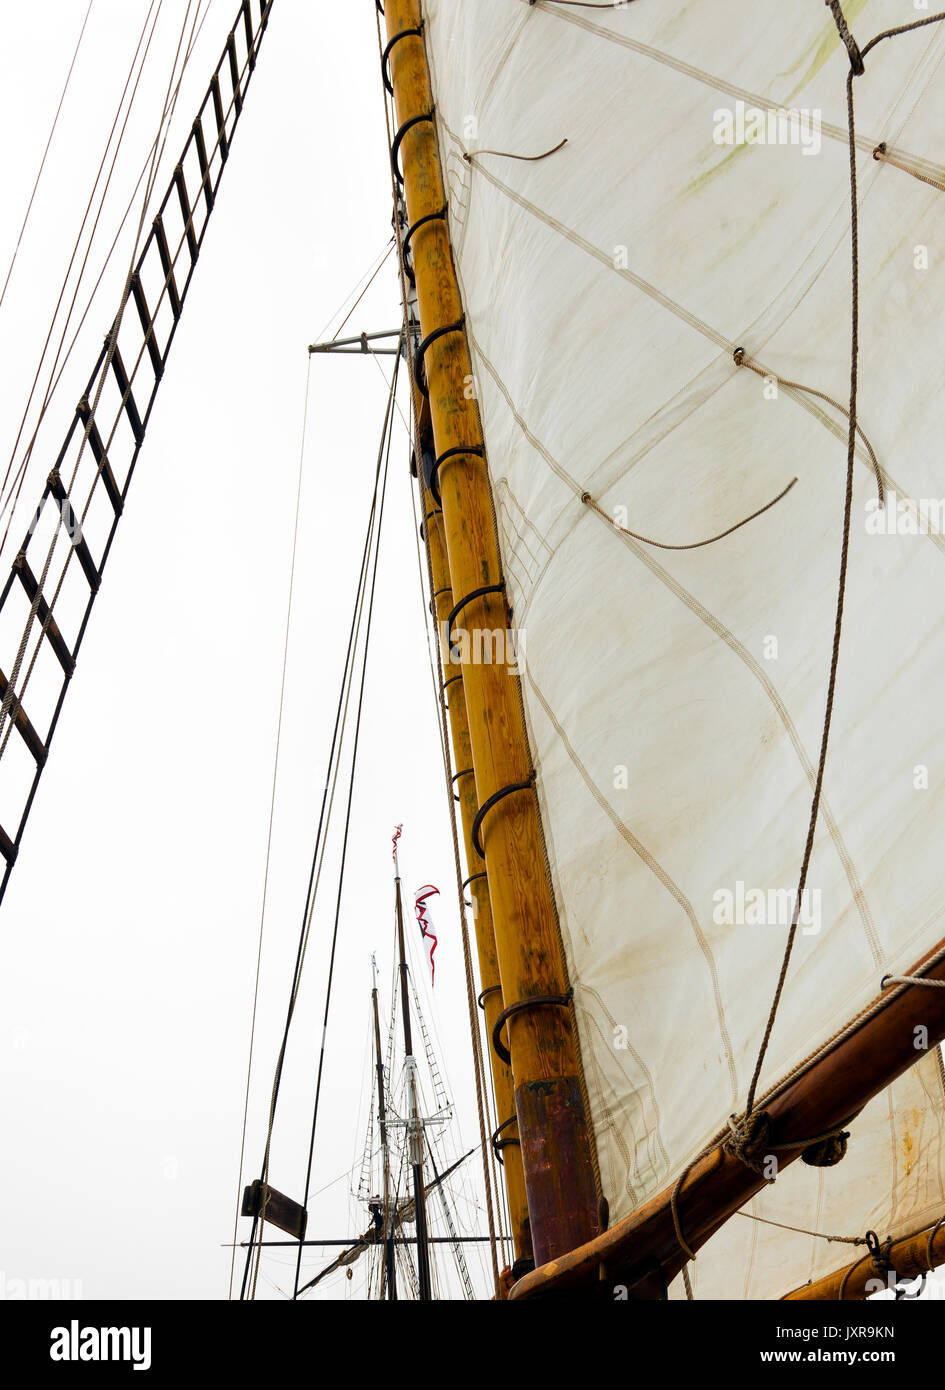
[926,1214,945,1268]
[723,1111,777,1179]
[872,142,945,194]
[733,346,883,504]
[464,138,567,164]
[581,475,797,551]
[825,0,864,74]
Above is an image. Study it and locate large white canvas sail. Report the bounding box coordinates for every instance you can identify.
[421,0,945,1286]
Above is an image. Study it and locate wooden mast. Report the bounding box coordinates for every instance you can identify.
[394,853,433,1300]
[410,395,533,1267]
[371,956,397,1300]
[384,1,599,1267]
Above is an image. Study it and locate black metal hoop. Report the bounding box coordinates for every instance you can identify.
[472,771,535,859]
[491,989,573,1067]
[428,583,452,617]
[428,443,484,505]
[491,1116,520,1166]
[382,25,424,95]
[413,315,465,398]
[391,110,435,186]
[445,582,505,650]
[477,982,500,1011]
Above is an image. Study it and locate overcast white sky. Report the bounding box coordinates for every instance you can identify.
[0,1,493,1300]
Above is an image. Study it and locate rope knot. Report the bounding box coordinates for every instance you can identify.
[724,1111,775,1180]
[732,345,745,365]
[801,1129,850,1167]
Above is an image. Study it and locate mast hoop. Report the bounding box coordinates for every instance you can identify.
[441,673,463,694]
[401,204,448,287]
[382,24,425,95]
[491,1116,521,1166]
[413,314,465,398]
[390,109,436,187]
[445,581,506,652]
[476,981,500,1010]
[429,442,484,504]
[491,988,574,1067]
[471,769,535,860]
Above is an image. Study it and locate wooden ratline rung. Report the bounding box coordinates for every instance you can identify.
[242,1,256,70]
[108,345,144,446]
[0,820,16,866]
[152,216,182,320]
[47,473,100,592]
[14,556,75,676]
[191,118,214,213]
[0,666,47,766]
[226,33,243,116]
[174,165,199,262]
[76,398,123,516]
[210,74,229,164]
[130,273,164,382]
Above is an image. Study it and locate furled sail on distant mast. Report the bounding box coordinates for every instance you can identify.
[394,0,945,1297]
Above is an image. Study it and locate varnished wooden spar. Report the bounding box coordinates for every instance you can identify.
[784,1217,945,1301]
[511,943,945,1298]
[417,429,533,1267]
[384,0,600,1266]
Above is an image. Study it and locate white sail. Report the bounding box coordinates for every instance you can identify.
[422,0,945,1281]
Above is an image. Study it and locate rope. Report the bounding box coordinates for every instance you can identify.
[239,354,399,1300]
[0,0,95,320]
[872,142,945,194]
[733,347,883,504]
[581,476,797,551]
[464,139,567,164]
[741,46,863,1127]
[227,355,313,1299]
[290,354,399,1300]
[737,1210,866,1245]
[881,974,945,989]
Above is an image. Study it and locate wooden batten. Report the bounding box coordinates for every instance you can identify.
[511,943,945,1298]
[385,0,599,1266]
[784,1218,945,1301]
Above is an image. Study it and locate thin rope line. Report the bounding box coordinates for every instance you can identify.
[881,974,945,989]
[733,348,883,504]
[581,477,797,551]
[290,351,399,1301]
[0,0,95,320]
[742,64,861,1123]
[227,354,312,1300]
[464,138,567,164]
[736,1211,866,1245]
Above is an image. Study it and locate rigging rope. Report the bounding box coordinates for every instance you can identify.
[0,0,95,321]
[740,5,945,1125]
[239,352,401,1300]
[227,353,313,1300]
[581,476,797,551]
[290,348,400,1301]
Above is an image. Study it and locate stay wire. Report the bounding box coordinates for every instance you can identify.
[291,345,401,1300]
[743,5,945,1122]
[238,350,401,1300]
[0,0,96,321]
[227,353,313,1300]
